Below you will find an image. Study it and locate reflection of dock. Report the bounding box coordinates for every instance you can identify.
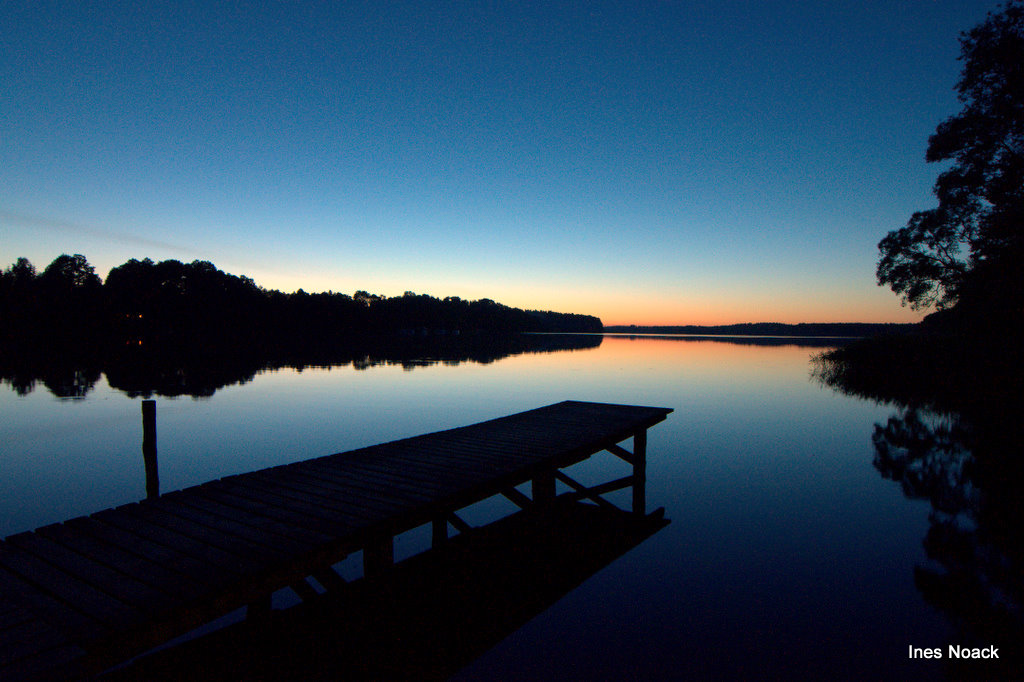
[0,400,671,680]
[110,499,670,680]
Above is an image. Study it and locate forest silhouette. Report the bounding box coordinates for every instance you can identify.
[0,254,602,354]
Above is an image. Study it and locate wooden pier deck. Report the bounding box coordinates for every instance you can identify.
[0,400,672,680]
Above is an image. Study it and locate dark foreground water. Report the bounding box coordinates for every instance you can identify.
[0,334,1013,679]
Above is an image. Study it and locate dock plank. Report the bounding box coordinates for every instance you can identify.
[92,506,260,577]
[121,503,282,569]
[254,467,429,510]
[33,522,208,604]
[0,540,143,632]
[4,531,180,616]
[202,479,361,535]
[170,490,335,547]
[64,516,237,595]
[241,472,416,521]
[0,564,105,647]
[146,496,308,559]
[293,462,441,507]
[251,464,416,510]
[334,456,478,497]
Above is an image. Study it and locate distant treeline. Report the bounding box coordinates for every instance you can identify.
[0,254,603,351]
[603,322,918,337]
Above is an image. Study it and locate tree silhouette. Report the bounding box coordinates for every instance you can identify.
[2,257,36,287]
[0,258,39,343]
[40,254,102,290]
[34,254,103,340]
[877,1,1023,315]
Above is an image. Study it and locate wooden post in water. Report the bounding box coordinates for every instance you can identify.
[632,429,647,516]
[247,594,272,621]
[142,399,159,500]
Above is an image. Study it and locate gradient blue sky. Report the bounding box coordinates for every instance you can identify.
[1,1,995,325]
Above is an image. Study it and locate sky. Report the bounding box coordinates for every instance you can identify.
[0,1,998,325]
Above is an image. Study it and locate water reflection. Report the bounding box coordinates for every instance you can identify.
[4,334,985,677]
[106,500,669,680]
[876,407,1024,676]
[817,356,1024,676]
[6,362,104,399]
[0,334,602,399]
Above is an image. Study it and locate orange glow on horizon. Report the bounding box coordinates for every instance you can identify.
[589,298,923,327]
[489,282,925,327]
[212,267,925,327]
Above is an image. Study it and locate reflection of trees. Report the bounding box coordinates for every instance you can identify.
[872,406,1024,674]
[0,334,602,399]
[872,409,975,513]
[2,371,37,397]
[40,367,102,400]
[821,351,1024,677]
[0,353,103,399]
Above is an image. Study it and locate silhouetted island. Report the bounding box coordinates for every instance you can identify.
[0,254,602,352]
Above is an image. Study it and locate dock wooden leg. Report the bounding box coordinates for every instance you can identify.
[632,429,647,516]
[290,578,320,602]
[363,535,393,577]
[432,518,448,548]
[312,566,348,593]
[532,468,556,506]
[247,593,272,620]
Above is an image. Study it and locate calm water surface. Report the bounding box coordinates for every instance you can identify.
[1,336,958,678]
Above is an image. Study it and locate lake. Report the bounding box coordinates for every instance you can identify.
[0,334,999,679]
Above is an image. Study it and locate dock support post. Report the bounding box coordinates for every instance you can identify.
[247,594,272,620]
[632,429,647,516]
[532,468,556,507]
[142,399,159,500]
[363,535,394,577]
[432,518,448,548]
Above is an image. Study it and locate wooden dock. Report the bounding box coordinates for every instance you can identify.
[0,400,672,680]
